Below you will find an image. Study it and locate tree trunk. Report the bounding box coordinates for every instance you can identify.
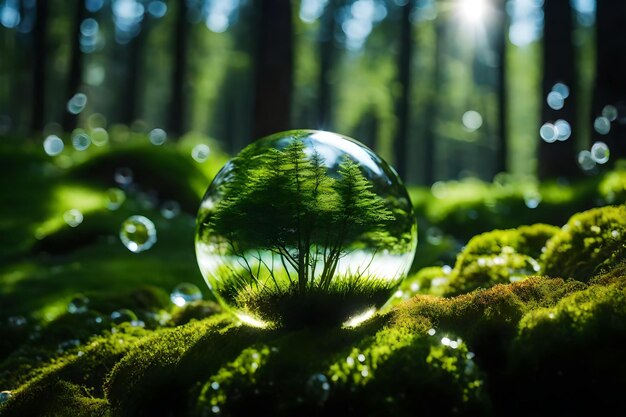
[120,23,147,126]
[393,0,414,181]
[494,0,508,175]
[538,0,578,179]
[169,0,188,137]
[31,0,48,133]
[422,21,443,185]
[592,2,626,163]
[252,0,293,140]
[317,1,337,130]
[62,1,87,132]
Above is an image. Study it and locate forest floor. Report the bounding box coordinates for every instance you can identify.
[1,136,625,417]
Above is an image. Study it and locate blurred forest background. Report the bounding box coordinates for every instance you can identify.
[0,0,624,185]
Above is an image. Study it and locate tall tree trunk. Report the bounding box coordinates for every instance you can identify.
[31,0,48,133]
[592,2,626,163]
[62,1,87,132]
[169,0,188,137]
[317,1,337,130]
[494,0,508,175]
[252,0,293,140]
[538,0,578,179]
[393,0,414,181]
[120,21,147,126]
[422,21,443,185]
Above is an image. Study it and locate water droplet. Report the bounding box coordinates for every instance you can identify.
[540,123,558,143]
[602,105,618,122]
[449,340,459,349]
[72,132,91,151]
[170,283,203,307]
[211,405,220,414]
[551,82,570,99]
[357,353,366,363]
[546,91,564,110]
[410,282,420,292]
[594,116,611,135]
[107,188,126,210]
[110,308,138,324]
[427,328,436,336]
[192,144,211,162]
[211,381,220,390]
[346,356,355,366]
[462,110,483,131]
[612,230,620,239]
[119,215,157,253]
[67,93,88,115]
[44,135,64,156]
[68,295,89,314]
[360,367,369,377]
[577,150,596,171]
[441,337,451,346]
[161,200,181,219]
[149,128,167,146]
[63,209,84,227]
[591,141,610,164]
[0,390,12,404]
[442,265,452,274]
[91,127,109,146]
[554,119,571,141]
[114,167,134,186]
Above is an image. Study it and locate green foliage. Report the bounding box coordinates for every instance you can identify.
[541,205,626,280]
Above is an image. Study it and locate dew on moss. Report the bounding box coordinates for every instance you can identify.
[63,209,84,227]
[170,283,203,307]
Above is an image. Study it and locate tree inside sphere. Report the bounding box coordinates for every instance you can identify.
[195,130,417,328]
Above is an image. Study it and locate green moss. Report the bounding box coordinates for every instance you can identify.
[444,224,559,295]
[541,205,626,280]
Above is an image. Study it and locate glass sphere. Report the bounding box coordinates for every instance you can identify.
[195,130,417,328]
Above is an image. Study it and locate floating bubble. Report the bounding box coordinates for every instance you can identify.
[306,373,330,405]
[426,227,443,245]
[546,91,564,110]
[578,150,596,171]
[554,119,571,141]
[68,295,90,314]
[195,130,417,328]
[462,110,483,131]
[149,128,167,146]
[57,339,81,352]
[8,316,27,328]
[539,123,557,143]
[120,215,157,253]
[110,308,138,324]
[114,167,134,186]
[80,18,99,36]
[72,132,91,151]
[192,144,211,162]
[551,82,569,99]
[63,209,84,227]
[91,127,109,146]
[107,188,126,210]
[0,391,12,404]
[591,141,610,164]
[67,93,88,115]
[44,135,64,156]
[147,1,168,18]
[523,190,542,209]
[602,105,618,122]
[161,200,181,219]
[594,116,611,135]
[170,283,203,307]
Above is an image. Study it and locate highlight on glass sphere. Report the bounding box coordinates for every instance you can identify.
[195,130,417,328]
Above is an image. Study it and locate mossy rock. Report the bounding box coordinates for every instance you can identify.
[444,224,559,295]
[541,205,626,281]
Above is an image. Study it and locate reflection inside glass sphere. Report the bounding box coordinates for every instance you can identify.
[195,130,417,328]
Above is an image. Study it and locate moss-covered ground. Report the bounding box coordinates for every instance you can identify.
[1,135,626,416]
